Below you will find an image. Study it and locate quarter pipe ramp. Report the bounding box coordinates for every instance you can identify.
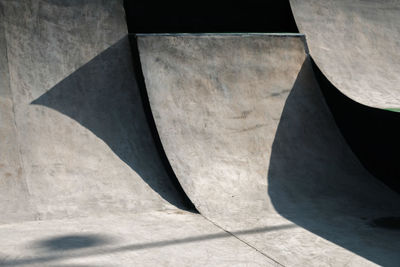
[138,34,400,266]
[290,0,400,110]
[0,1,274,266]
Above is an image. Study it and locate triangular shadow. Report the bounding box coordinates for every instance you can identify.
[31,36,189,210]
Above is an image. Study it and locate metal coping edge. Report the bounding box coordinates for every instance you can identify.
[133,32,305,37]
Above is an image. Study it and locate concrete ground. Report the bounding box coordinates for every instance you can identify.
[0,210,275,266]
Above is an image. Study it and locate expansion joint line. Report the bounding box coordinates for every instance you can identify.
[199,214,285,267]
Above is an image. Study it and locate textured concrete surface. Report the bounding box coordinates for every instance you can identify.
[0,1,35,223]
[138,34,400,266]
[290,0,400,109]
[0,0,186,223]
[0,1,280,265]
[2,0,400,265]
[0,210,275,266]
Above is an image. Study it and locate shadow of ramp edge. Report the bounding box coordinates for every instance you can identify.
[268,57,400,266]
[31,36,193,211]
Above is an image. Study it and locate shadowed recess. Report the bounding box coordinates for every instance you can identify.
[311,58,400,194]
[31,36,193,210]
[268,57,400,266]
[123,0,298,33]
[371,217,400,230]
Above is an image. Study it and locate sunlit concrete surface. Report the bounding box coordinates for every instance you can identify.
[290,0,400,109]
[138,34,400,266]
[0,211,275,266]
[0,0,274,266]
[0,0,183,223]
[1,0,400,266]
[0,1,284,265]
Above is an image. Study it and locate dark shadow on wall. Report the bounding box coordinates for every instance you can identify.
[123,0,298,34]
[31,36,195,211]
[268,58,400,266]
[125,34,198,211]
[311,58,400,194]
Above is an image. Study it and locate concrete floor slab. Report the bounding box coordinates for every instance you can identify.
[0,210,275,266]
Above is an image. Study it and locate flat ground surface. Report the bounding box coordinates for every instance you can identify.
[0,210,275,267]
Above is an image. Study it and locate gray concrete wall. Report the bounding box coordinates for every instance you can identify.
[0,3,34,222]
[0,0,185,223]
[138,34,400,266]
[290,0,400,109]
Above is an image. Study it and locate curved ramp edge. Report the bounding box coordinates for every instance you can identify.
[311,58,400,193]
[138,34,400,266]
[290,0,400,110]
[0,0,189,223]
[289,0,400,192]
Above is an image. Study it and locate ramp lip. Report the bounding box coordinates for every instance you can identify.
[133,33,305,37]
[134,32,309,55]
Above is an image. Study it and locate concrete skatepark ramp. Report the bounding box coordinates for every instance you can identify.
[289,0,400,194]
[0,0,399,266]
[0,0,185,224]
[290,0,400,110]
[0,1,276,266]
[138,34,400,266]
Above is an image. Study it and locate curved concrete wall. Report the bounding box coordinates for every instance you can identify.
[0,3,34,222]
[290,0,400,109]
[138,34,400,266]
[0,0,186,223]
[290,0,400,193]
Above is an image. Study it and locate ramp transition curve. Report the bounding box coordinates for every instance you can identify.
[290,0,400,110]
[138,34,400,266]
